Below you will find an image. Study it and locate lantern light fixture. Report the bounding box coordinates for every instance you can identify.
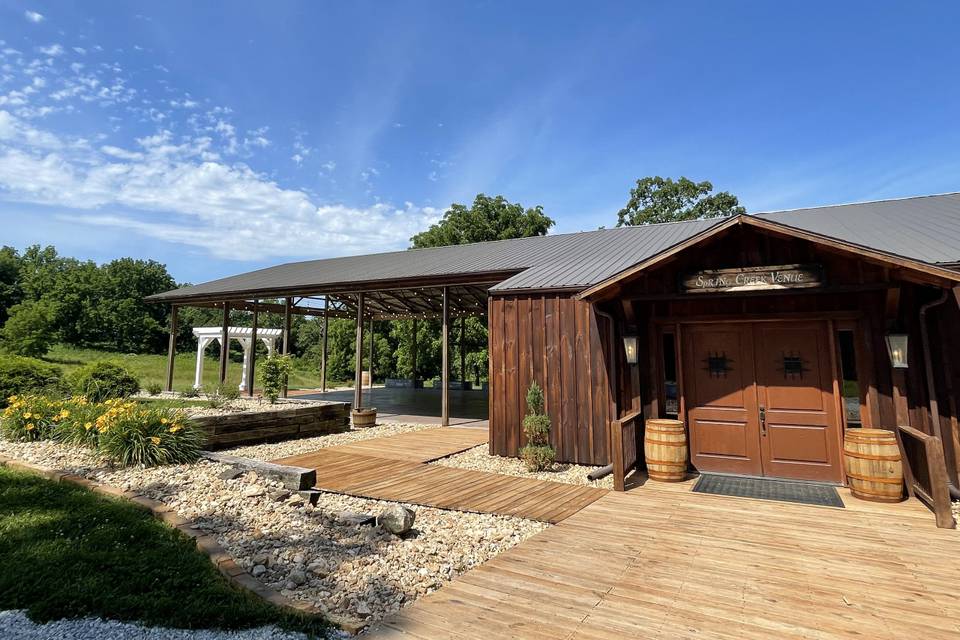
[885,333,909,369]
[622,334,639,365]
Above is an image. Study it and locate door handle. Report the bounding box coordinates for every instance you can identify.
[759,406,767,436]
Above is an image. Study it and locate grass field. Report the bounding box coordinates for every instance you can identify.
[0,466,328,637]
[42,344,345,394]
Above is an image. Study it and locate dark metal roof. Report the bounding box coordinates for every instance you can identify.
[757,192,960,266]
[148,192,960,303]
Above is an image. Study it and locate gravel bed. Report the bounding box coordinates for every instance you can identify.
[137,394,332,419]
[0,440,548,627]
[227,423,433,461]
[0,610,314,640]
[432,445,614,489]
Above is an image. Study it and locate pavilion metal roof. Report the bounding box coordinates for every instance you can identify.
[148,192,960,305]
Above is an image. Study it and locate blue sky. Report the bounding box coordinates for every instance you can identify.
[1,1,959,284]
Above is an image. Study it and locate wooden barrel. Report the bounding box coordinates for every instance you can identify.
[352,408,377,429]
[843,429,903,503]
[644,419,688,482]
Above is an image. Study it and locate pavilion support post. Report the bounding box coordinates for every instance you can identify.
[442,286,450,426]
[368,317,375,394]
[354,293,365,411]
[282,297,291,398]
[218,302,230,385]
[411,318,418,383]
[246,301,259,397]
[320,304,329,393]
[165,305,178,392]
[460,316,466,384]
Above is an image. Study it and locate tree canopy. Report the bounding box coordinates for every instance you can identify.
[616,176,745,227]
[411,193,554,248]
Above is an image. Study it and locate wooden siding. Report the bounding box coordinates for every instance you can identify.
[489,293,614,465]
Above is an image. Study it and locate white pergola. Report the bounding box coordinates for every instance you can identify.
[192,326,282,390]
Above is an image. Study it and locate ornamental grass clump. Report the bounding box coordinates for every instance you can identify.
[519,381,557,472]
[0,394,61,441]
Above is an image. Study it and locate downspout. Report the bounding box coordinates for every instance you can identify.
[919,290,960,500]
[594,307,618,480]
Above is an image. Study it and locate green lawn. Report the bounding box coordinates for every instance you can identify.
[42,344,342,394]
[0,466,329,636]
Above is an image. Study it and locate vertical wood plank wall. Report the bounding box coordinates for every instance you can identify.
[489,293,614,465]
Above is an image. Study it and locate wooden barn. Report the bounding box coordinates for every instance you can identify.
[149,193,960,524]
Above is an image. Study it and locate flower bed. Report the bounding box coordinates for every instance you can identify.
[432,444,614,489]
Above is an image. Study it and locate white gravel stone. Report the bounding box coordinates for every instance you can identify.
[432,444,614,489]
[0,610,320,640]
[0,437,549,627]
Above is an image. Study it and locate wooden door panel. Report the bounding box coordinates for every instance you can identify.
[683,324,762,476]
[755,323,843,482]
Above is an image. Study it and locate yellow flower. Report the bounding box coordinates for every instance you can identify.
[149,436,161,445]
[169,425,182,433]
[84,422,93,431]
[26,423,35,431]
[160,418,169,425]
[23,412,32,419]
[60,409,70,418]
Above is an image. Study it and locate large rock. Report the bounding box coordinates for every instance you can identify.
[377,505,416,536]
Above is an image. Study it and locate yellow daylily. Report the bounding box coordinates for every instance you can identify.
[149,436,161,445]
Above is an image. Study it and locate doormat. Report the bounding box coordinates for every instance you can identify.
[692,474,844,508]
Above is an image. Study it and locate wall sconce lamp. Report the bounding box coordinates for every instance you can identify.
[622,334,639,365]
[885,333,909,369]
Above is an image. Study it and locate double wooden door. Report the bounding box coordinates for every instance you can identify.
[682,321,843,483]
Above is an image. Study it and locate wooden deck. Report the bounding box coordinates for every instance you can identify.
[367,474,960,639]
[276,447,607,523]
[276,426,488,465]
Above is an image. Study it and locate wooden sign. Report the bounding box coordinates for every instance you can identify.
[681,264,823,293]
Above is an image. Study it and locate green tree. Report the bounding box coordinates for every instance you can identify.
[1,300,58,357]
[0,246,22,325]
[616,176,745,227]
[411,194,554,248]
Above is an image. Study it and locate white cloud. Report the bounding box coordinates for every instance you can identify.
[0,111,440,259]
[321,160,336,172]
[24,10,45,23]
[37,44,65,57]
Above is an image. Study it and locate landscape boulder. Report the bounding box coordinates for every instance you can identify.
[376,505,416,535]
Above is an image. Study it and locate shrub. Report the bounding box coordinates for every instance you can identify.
[94,400,204,467]
[181,386,200,398]
[205,382,240,409]
[68,361,140,403]
[52,396,107,447]
[519,381,556,472]
[0,300,57,357]
[259,354,292,404]
[145,382,162,396]
[0,355,64,407]
[1,394,61,441]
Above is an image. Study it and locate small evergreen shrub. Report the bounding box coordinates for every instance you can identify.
[146,382,163,396]
[519,381,556,471]
[94,400,204,467]
[259,354,292,404]
[1,394,61,441]
[0,356,64,407]
[68,361,140,403]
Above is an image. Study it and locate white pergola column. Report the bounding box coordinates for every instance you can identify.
[238,338,252,391]
[194,336,216,389]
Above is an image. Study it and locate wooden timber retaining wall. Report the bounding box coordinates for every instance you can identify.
[194,402,351,448]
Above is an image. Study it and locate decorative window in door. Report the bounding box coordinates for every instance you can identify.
[704,352,732,378]
[779,352,807,379]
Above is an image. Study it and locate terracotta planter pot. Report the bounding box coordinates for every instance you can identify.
[352,408,378,429]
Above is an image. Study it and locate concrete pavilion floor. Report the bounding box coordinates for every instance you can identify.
[292,386,489,427]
